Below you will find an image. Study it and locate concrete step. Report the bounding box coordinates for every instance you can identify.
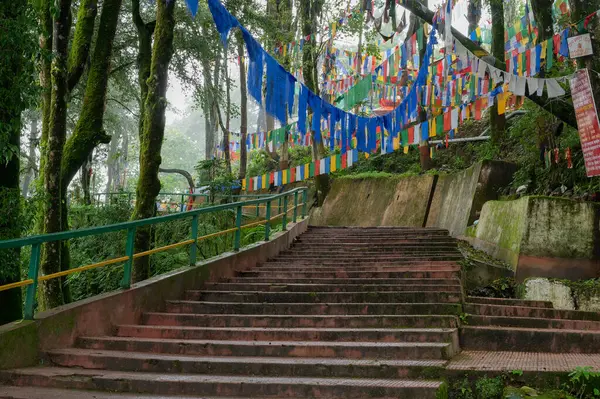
[47,349,447,379]
[460,326,600,353]
[255,265,461,272]
[116,325,458,343]
[259,260,461,267]
[0,368,446,398]
[282,248,461,254]
[292,242,458,250]
[464,303,600,321]
[77,336,456,360]
[142,313,460,328]
[0,386,262,399]
[273,255,464,262]
[228,277,462,285]
[164,301,463,315]
[186,291,462,303]
[466,296,553,308]
[468,315,600,330]
[239,270,461,279]
[203,283,462,293]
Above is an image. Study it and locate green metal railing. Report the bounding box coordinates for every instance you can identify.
[0,187,309,321]
[92,191,279,213]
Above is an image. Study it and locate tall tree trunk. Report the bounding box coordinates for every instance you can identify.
[39,0,72,311]
[132,0,176,283]
[237,35,248,183]
[22,113,39,197]
[489,0,506,143]
[467,0,482,36]
[530,0,554,42]
[80,153,93,205]
[222,48,232,175]
[132,0,155,141]
[0,0,32,324]
[300,0,329,205]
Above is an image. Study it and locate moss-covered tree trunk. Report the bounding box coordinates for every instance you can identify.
[39,0,72,310]
[489,0,506,143]
[38,0,123,309]
[132,0,176,283]
[530,0,554,42]
[132,0,155,140]
[301,0,329,205]
[237,35,248,183]
[222,48,232,175]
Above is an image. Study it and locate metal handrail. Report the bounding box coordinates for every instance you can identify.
[0,187,309,320]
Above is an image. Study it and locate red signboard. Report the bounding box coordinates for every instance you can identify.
[569,69,600,177]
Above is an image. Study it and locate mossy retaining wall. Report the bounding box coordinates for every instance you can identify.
[469,197,600,280]
[310,174,435,227]
[311,161,515,234]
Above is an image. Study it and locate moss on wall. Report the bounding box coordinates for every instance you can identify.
[475,197,529,268]
[521,197,600,259]
[311,174,434,227]
[0,322,39,369]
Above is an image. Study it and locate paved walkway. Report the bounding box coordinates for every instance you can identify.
[448,351,600,372]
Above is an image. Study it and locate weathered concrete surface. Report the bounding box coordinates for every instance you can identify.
[463,259,514,291]
[0,219,308,370]
[468,197,600,281]
[310,175,435,227]
[427,161,516,236]
[523,278,576,310]
[311,161,515,232]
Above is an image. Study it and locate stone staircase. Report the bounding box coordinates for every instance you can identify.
[0,226,463,398]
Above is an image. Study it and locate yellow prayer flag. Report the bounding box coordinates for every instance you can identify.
[541,40,547,60]
[365,153,369,159]
[242,179,246,191]
[330,155,337,172]
[262,174,267,187]
[282,169,288,184]
[304,164,309,177]
[393,137,400,150]
[498,93,506,115]
[517,54,523,76]
[431,117,436,136]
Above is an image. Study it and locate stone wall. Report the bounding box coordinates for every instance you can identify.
[469,197,600,281]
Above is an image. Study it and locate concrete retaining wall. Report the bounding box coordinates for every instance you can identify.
[310,175,435,227]
[311,160,515,235]
[0,219,308,370]
[468,197,600,281]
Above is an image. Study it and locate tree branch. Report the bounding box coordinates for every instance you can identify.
[399,0,577,128]
[68,0,99,92]
[158,168,195,191]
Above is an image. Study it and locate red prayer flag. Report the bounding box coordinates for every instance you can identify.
[553,34,560,54]
[341,153,347,169]
[443,111,451,130]
[408,126,414,143]
[475,99,482,120]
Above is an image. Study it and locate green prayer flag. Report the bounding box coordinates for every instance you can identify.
[436,115,444,136]
[401,129,408,146]
[417,27,423,51]
[309,162,315,177]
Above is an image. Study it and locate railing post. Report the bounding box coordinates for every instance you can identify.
[121,227,135,289]
[265,201,271,241]
[180,194,185,212]
[23,243,41,320]
[278,197,282,214]
[255,202,260,218]
[302,189,308,219]
[293,191,299,223]
[190,215,199,265]
[282,195,288,231]
[234,205,242,251]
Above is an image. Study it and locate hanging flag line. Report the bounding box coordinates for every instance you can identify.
[242,86,527,192]
[206,0,447,156]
